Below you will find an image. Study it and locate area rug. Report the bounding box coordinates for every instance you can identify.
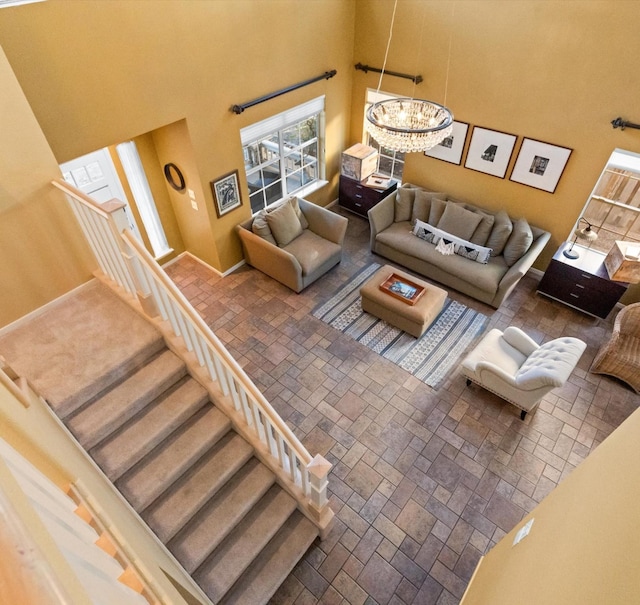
[313,263,489,388]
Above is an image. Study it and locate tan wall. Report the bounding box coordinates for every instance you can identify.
[352,0,640,302]
[0,381,205,604]
[461,406,640,605]
[0,46,94,327]
[0,0,356,278]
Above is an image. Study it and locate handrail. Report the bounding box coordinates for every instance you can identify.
[52,179,126,217]
[0,357,31,408]
[121,229,313,466]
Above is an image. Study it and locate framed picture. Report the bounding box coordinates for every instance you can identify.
[210,170,243,218]
[510,138,572,193]
[464,126,517,178]
[424,120,469,165]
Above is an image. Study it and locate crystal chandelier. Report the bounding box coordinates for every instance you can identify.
[366,98,453,153]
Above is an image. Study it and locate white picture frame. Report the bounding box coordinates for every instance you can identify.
[510,138,572,193]
[424,120,469,165]
[464,126,517,179]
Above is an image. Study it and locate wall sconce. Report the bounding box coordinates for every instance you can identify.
[563,218,598,259]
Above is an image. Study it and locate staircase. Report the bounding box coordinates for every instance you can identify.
[0,282,319,605]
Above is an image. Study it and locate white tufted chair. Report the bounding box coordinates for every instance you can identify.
[461,327,587,419]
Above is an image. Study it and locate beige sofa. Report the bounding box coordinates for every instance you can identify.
[368,184,551,308]
[236,197,348,292]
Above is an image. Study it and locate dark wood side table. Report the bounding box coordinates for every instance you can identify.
[537,241,629,319]
[338,175,397,218]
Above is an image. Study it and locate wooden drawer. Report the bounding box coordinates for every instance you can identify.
[339,175,397,217]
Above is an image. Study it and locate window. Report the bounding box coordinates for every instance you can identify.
[241,96,325,214]
[574,149,640,255]
[363,89,406,181]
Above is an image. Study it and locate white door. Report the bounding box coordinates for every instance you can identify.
[60,148,142,239]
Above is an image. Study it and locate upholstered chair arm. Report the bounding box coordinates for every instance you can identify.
[368,192,396,250]
[299,198,348,245]
[475,361,519,388]
[502,326,539,357]
[617,302,640,334]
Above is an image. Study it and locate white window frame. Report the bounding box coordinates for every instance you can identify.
[363,89,406,181]
[240,96,326,214]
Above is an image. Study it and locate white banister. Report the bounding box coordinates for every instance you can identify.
[53,179,333,533]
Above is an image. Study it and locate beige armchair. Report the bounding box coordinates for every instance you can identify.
[590,302,640,393]
[236,197,348,292]
[461,327,586,419]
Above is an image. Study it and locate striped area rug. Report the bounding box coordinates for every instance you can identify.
[313,263,489,388]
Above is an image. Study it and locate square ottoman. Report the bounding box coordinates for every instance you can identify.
[360,265,447,338]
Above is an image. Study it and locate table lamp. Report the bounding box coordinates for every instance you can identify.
[563,218,598,259]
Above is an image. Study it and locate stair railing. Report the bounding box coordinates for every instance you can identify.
[52,179,333,533]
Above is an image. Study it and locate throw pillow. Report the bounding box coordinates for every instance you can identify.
[289,196,310,230]
[428,197,448,225]
[265,199,303,246]
[395,187,415,222]
[503,217,534,266]
[251,212,277,246]
[486,210,513,256]
[464,206,496,247]
[437,202,483,241]
[413,219,492,264]
[411,190,445,224]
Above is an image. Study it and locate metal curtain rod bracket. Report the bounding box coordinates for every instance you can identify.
[231,70,337,114]
[611,117,640,131]
[354,62,423,84]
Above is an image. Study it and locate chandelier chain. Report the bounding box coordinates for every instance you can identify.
[376,0,399,93]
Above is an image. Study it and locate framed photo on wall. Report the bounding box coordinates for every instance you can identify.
[211,169,243,218]
[424,120,469,165]
[464,126,517,178]
[510,138,572,193]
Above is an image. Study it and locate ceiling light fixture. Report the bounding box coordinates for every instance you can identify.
[365,0,454,153]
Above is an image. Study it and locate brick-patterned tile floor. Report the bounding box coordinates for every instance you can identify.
[165,208,639,605]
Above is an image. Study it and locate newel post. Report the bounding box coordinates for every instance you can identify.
[306,455,334,538]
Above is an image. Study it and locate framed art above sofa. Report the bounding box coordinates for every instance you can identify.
[464,126,517,178]
[424,120,469,165]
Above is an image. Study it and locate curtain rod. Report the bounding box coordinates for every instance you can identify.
[231,70,337,115]
[354,62,423,84]
[612,117,640,131]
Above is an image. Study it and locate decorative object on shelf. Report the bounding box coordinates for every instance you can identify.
[364,0,454,153]
[604,240,640,282]
[464,126,517,178]
[163,163,186,192]
[210,169,242,218]
[424,120,469,165]
[509,138,572,193]
[230,70,336,114]
[563,217,598,259]
[611,117,640,131]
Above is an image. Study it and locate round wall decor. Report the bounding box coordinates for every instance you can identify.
[164,162,186,192]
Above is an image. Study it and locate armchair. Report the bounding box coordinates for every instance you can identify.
[461,327,586,419]
[590,302,640,393]
[236,197,348,292]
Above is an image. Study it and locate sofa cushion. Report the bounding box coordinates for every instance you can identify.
[486,210,513,256]
[503,217,533,266]
[466,207,496,247]
[251,213,277,246]
[284,229,341,276]
[410,190,446,224]
[428,197,448,225]
[289,196,310,230]
[377,222,507,292]
[395,187,415,222]
[413,220,492,264]
[437,202,483,241]
[266,199,303,246]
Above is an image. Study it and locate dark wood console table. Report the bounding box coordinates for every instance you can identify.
[537,241,628,319]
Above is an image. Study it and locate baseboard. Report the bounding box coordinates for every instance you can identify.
[0,279,97,337]
[162,251,246,277]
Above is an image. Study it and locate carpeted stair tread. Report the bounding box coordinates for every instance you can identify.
[91,377,209,481]
[219,510,318,605]
[67,350,186,450]
[193,485,297,603]
[116,405,232,512]
[169,458,275,573]
[143,432,254,543]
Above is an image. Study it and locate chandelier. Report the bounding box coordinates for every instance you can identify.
[366,98,453,153]
[365,0,454,153]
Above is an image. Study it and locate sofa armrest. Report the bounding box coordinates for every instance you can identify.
[236,224,303,291]
[298,198,348,245]
[367,191,396,250]
[493,228,551,307]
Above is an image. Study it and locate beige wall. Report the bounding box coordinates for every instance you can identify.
[461,406,640,605]
[352,0,640,302]
[0,46,94,327]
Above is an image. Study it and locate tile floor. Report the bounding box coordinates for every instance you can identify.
[165,208,639,605]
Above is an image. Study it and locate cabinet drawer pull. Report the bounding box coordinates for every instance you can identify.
[355,194,363,199]
[570,293,580,298]
[579,274,592,279]
[575,284,585,289]
[355,202,362,207]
